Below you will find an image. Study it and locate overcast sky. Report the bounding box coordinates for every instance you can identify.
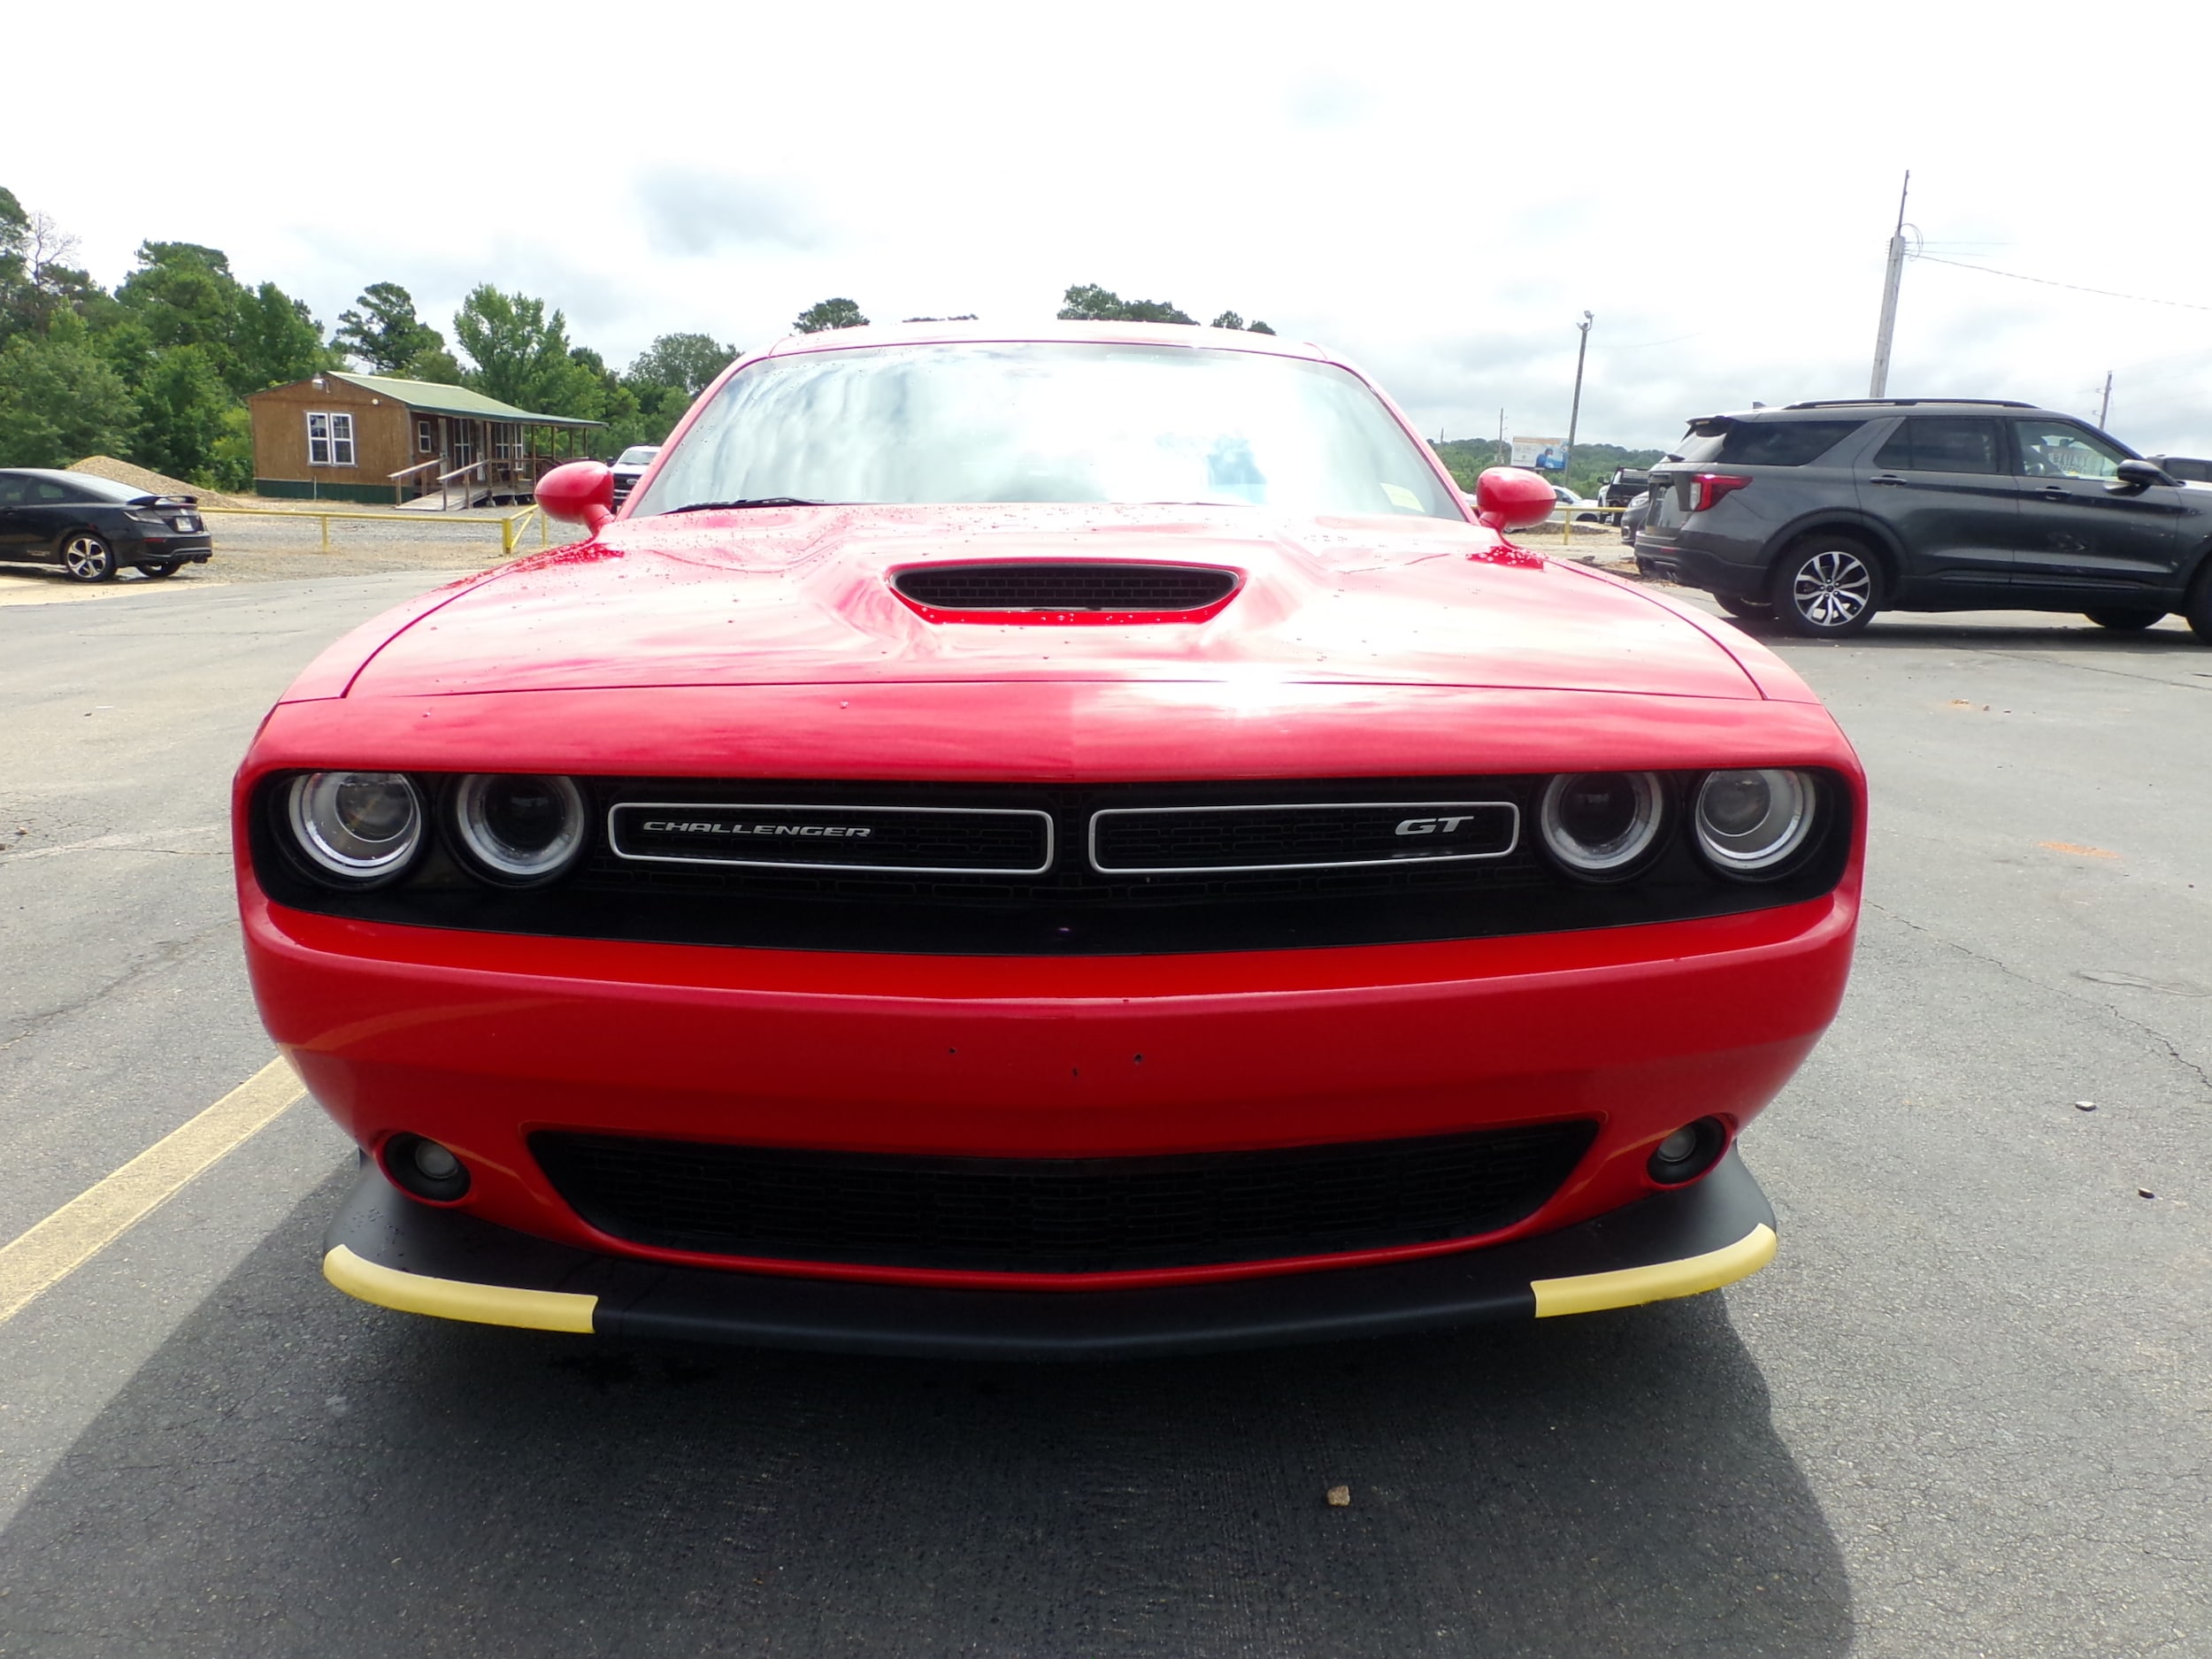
[18,0,2212,452]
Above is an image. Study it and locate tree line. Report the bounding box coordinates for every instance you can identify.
[0,188,753,488]
[0,187,1393,495]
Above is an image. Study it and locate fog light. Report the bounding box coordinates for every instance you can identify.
[1647,1118,1726,1186]
[384,1133,471,1202]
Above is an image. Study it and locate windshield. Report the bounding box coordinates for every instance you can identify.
[631,342,1461,520]
[616,446,659,466]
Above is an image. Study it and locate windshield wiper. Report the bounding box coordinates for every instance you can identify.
[664,497,834,513]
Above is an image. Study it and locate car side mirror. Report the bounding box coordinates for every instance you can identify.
[2109,458,2174,494]
[537,461,616,530]
[1472,466,1560,532]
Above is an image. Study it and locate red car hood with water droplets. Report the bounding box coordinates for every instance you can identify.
[342,504,1767,702]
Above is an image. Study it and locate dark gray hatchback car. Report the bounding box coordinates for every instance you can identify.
[1632,399,2212,641]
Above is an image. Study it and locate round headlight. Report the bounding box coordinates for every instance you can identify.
[452,773,586,883]
[1694,769,1816,876]
[1539,772,1664,878]
[287,772,422,885]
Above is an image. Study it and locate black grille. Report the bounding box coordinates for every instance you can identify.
[1092,801,1517,872]
[530,1122,1599,1273]
[250,772,1855,956]
[611,802,1050,872]
[894,563,1237,612]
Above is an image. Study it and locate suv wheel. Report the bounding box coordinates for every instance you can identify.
[1775,537,1879,637]
[2185,563,2212,645]
[2085,608,2162,631]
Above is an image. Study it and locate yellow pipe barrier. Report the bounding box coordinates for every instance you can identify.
[1553,503,1631,544]
[198,503,548,557]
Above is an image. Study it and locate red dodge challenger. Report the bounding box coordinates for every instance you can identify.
[235,322,1863,1357]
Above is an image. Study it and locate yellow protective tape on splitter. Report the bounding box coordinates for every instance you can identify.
[1530,1222,1778,1318]
[323,1244,596,1333]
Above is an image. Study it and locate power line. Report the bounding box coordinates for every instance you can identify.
[1914,254,2212,314]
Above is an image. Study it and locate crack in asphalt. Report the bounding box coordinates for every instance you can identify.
[1865,900,2212,1100]
[0,921,235,1056]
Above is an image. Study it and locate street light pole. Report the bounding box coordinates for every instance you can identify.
[1564,311,1594,475]
[1870,170,1910,396]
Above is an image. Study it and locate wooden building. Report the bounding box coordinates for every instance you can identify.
[247,373,603,505]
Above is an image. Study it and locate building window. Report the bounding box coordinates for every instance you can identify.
[307,411,357,467]
[417,419,435,455]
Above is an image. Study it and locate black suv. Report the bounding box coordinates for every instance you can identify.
[1632,399,2212,641]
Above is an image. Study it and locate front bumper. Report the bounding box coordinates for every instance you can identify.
[325,1148,1778,1358]
[244,886,1854,1276]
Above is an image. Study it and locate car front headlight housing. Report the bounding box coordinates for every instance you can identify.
[451,773,587,883]
[287,772,423,885]
[1694,769,1816,876]
[1539,772,1664,878]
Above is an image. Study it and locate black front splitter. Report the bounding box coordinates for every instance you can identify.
[322,1151,1777,1361]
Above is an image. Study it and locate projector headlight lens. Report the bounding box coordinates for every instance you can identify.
[1694,769,1816,876]
[287,772,422,885]
[453,773,586,883]
[1539,771,1664,878]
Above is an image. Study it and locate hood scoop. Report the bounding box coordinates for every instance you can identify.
[891,561,1240,622]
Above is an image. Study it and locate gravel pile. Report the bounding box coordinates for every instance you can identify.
[68,455,257,510]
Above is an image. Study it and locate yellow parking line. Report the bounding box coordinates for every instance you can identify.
[0,1058,305,1325]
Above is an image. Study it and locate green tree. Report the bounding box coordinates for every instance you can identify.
[626,332,738,396]
[115,242,242,361]
[793,296,867,334]
[452,284,595,412]
[1,193,103,343]
[1058,284,1194,325]
[1207,310,1277,334]
[334,282,447,375]
[129,344,235,483]
[232,281,326,395]
[0,313,138,468]
[402,342,465,385]
[0,189,30,344]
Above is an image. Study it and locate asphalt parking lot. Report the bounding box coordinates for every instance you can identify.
[0,564,2205,1657]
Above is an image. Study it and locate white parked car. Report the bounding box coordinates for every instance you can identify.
[1549,485,1602,523]
[609,445,661,507]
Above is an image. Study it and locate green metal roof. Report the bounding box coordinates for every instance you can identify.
[327,372,604,427]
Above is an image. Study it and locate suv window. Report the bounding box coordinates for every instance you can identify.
[1872,418,2001,474]
[2012,420,2130,480]
[1675,420,1864,468]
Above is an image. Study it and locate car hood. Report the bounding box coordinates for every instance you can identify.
[343,504,1764,701]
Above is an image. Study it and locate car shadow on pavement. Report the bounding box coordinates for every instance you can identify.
[0,1168,1852,1659]
[1735,616,2203,652]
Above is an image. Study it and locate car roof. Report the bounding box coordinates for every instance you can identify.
[755,318,1337,365]
[1694,398,2043,424]
[0,467,158,500]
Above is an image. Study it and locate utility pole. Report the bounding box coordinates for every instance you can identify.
[1496,407,1508,468]
[1869,170,1910,396]
[2098,372,2113,427]
[1564,311,1594,473]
